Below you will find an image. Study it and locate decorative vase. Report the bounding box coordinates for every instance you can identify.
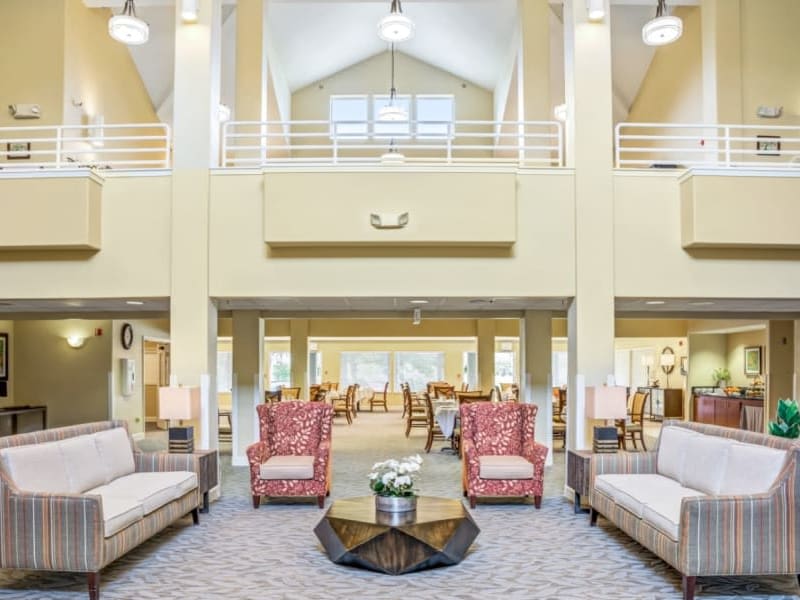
[375,495,417,513]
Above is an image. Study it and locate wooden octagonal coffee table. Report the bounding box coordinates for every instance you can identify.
[314,495,480,575]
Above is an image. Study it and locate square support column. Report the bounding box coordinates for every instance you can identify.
[522,311,553,465]
[232,311,264,466]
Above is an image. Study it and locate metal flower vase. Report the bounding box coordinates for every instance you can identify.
[375,495,417,513]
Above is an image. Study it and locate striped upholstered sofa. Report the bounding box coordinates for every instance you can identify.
[589,420,800,600]
[0,420,202,599]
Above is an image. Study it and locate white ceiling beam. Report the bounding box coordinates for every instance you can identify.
[83,0,236,7]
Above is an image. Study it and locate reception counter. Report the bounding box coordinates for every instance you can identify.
[693,394,763,431]
[0,406,47,437]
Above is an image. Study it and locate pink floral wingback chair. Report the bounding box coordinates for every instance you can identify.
[460,402,548,509]
[247,401,333,509]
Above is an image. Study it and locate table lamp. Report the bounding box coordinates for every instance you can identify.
[158,386,200,453]
[585,386,628,453]
[660,352,676,388]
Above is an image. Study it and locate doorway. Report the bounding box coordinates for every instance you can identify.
[143,339,170,431]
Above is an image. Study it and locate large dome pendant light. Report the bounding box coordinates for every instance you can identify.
[378,44,408,122]
[109,0,149,46]
[642,0,682,46]
[378,0,415,43]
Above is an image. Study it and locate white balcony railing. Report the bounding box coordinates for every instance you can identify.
[221,120,563,168]
[615,122,800,170]
[0,123,171,170]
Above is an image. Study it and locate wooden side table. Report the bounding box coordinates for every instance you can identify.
[566,449,593,514]
[193,449,219,513]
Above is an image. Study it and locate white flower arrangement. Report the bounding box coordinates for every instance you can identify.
[368,454,423,497]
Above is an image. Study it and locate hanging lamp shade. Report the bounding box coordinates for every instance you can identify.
[109,0,149,45]
[642,0,682,46]
[378,0,415,43]
[378,43,409,122]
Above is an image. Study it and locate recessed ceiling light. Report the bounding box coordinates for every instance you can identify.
[409,299,428,305]
[645,300,666,305]
[126,300,144,306]
[689,301,715,306]
[469,299,490,305]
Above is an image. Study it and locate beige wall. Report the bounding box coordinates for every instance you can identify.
[0,1,65,128]
[0,321,13,407]
[0,176,172,299]
[292,50,493,123]
[14,319,112,428]
[726,329,767,386]
[111,319,170,436]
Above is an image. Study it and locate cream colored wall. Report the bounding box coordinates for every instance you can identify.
[726,329,767,387]
[292,50,493,123]
[0,1,65,128]
[0,176,172,299]
[0,321,13,407]
[209,172,575,297]
[14,319,112,428]
[614,173,800,298]
[111,319,169,436]
[217,338,232,411]
[62,1,158,127]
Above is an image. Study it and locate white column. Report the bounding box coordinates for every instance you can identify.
[232,311,263,466]
[290,319,309,395]
[169,0,222,449]
[477,320,496,392]
[564,0,616,450]
[522,311,553,465]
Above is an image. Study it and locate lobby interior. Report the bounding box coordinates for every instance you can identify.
[1,0,800,598]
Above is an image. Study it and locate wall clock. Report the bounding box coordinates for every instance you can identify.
[121,323,134,350]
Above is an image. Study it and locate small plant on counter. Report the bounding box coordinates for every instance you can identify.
[769,398,800,439]
[712,367,731,385]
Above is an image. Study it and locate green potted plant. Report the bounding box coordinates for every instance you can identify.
[769,398,800,439]
[712,367,731,388]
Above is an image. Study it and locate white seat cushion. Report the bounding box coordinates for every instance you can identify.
[680,434,733,495]
[89,471,197,515]
[718,442,788,495]
[594,474,704,518]
[0,440,70,493]
[478,455,533,480]
[657,426,698,481]
[260,455,314,480]
[642,497,689,542]
[59,436,107,493]
[86,493,144,538]
[94,428,135,483]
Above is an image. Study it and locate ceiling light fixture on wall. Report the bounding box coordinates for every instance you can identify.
[412,307,422,326]
[586,0,605,21]
[109,0,149,46]
[642,0,682,46]
[378,0,415,43]
[66,335,85,349]
[181,0,199,23]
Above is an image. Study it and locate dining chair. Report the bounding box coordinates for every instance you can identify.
[552,388,567,449]
[370,382,389,412]
[310,389,327,402]
[423,393,446,453]
[460,382,469,392]
[265,389,282,403]
[616,391,649,451]
[433,384,456,399]
[309,384,321,400]
[333,385,353,424]
[404,384,428,437]
[280,386,301,400]
[351,383,360,419]
[456,391,489,405]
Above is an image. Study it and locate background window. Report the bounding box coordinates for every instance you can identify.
[416,95,454,137]
[217,351,232,393]
[552,351,568,387]
[340,352,391,389]
[373,94,412,138]
[268,351,291,389]
[494,351,516,385]
[395,351,445,392]
[330,95,368,138]
[462,351,478,391]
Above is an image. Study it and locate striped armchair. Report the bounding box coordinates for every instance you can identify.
[589,420,800,600]
[0,421,202,600]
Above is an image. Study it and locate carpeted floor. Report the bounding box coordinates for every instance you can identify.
[0,410,798,599]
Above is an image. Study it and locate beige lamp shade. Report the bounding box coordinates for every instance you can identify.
[660,354,676,367]
[158,386,200,420]
[585,386,628,420]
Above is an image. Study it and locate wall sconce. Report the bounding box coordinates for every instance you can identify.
[554,103,567,122]
[66,335,85,349]
[412,307,422,326]
[586,0,605,21]
[217,104,231,123]
[181,0,199,23]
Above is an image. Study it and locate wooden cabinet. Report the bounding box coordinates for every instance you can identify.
[637,387,683,421]
[693,394,763,429]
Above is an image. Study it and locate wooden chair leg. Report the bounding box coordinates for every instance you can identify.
[533,495,542,509]
[469,496,477,509]
[317,495,325,509]
[425,428,434,453]
[191,507,199,525]
[682,575,696,600]
[87,572,100,600]
[590,507,599,526]
[640,432,648,451]
[252,494,261,509]
[405,419,411,437]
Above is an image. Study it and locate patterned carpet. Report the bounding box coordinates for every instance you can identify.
[0,410,798,599]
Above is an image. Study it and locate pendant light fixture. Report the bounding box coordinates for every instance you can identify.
[109,0,149,45]
[642,0,682,46]
[378,0,415,43]
[378,43,408,122]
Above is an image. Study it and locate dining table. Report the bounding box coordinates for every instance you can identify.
[433,399,459,451]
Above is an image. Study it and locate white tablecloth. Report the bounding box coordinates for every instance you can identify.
[325,386,374,410]
[434,400,458,438]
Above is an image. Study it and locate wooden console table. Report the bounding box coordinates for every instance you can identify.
[567,449,593,514]
[0,406,47,437]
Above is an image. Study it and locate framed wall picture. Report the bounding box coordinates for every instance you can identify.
[744,346,762,376]
[6,142,31,160]
[0,333,7,380]
[756,135,781,156]
[679,356,688,376]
